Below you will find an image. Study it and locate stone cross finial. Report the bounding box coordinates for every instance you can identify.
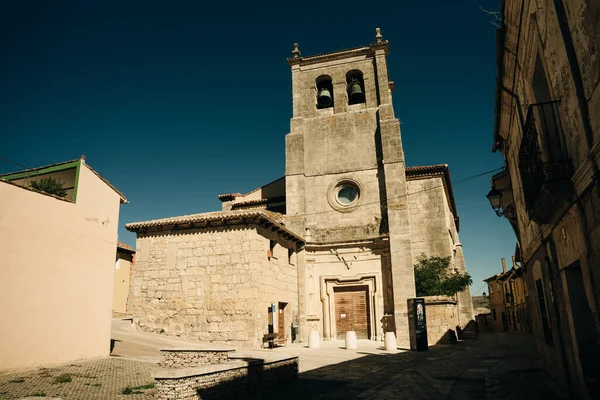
[376,28,383,44]
[292,43,301,59]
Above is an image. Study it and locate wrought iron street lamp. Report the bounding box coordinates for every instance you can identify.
[486,187,503,216]
[486,187,516,219]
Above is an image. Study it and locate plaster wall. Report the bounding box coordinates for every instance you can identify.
[113,252,133,314]
[0,165,121,370]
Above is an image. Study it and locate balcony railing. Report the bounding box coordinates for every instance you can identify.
[518,101,574,223]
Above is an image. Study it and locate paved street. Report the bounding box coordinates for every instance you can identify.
[239,333,573,400]
[0,324,573,399]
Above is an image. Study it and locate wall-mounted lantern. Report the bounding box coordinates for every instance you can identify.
[486,187,503,217]
[486,187,516,220]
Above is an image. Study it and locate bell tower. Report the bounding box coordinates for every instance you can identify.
[285,29,416,346]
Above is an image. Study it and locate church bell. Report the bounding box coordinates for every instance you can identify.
[349,79,365,103]
[317,87,333,107]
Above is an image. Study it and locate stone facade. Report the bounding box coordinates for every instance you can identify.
[484,258,531,334]
[284,32,472,347]
[407,170,474,327]
[127,30,474,350]
[128,213,302,348]
[159,348,235,368]
[153,357,298,400]
[491,1,600,398]
[423,296,459,345]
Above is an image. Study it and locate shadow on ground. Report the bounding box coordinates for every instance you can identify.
[215,333,573,400]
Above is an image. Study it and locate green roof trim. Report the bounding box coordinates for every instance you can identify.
[73,160,81,202]
[0,160,80,181]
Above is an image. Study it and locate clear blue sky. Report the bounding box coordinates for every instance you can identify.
[1,0,513,293]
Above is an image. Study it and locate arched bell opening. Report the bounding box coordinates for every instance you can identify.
[346,70,365,105]
[316,75,334,109]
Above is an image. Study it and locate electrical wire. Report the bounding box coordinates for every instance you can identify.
[0,157,31,170]
[471,282,489,296]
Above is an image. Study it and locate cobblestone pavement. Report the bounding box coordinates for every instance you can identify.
[0,331,573,400]
[0,358,158,400]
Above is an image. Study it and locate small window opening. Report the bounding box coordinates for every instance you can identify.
[288,248,294,264]
[316,75,334,109]
[346,70,365,105]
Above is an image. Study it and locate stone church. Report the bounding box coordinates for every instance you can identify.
[126,29,473,348]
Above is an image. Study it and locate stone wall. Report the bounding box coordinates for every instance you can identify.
[159,348,235,368]
[407,177,454,259]
[408,176,474,327]
[131,224,299,348]
[285,39,416,347]
[424,296,459,345]
[153,357,298,400]
[495,2,600,398]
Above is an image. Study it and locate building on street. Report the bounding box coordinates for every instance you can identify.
[113,241,136,316]
[484,257,530,334]
[0,157,127,370]
[486,1,600,398]
[126,30,474,349]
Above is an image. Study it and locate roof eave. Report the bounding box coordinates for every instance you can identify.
[126,212,305,245]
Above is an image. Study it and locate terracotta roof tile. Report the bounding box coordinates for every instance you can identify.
[117,241,135,252]
[125,209,304,242]
[217,193,243,202]
[405,164,449,175]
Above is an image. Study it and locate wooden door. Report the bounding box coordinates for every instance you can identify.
[278,302,286,338]
[334,286,369,339]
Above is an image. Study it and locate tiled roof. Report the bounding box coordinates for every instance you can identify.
[232,198,268,206]
[483,273,502,282]
[125,209,303,242]
[217,193,243,202]
[117,241,135,252]
[231,196,286,209]
[405,164,448,175]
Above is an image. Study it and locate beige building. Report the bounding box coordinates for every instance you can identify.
[488,1,600,398]
[0,158,127,371]
[127,30,473,348]
[113,241,136,315]
[484,257,530,334]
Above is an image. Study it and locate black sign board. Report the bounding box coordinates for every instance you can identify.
[408,298,428,351]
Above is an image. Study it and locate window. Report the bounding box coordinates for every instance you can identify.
[493,309,497,320]
[346,70,365,105]
[327,178,362,212]
[337,184,358,206]
[536,279,553,345]
[316,75,334,109]
[518,54,573,221]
